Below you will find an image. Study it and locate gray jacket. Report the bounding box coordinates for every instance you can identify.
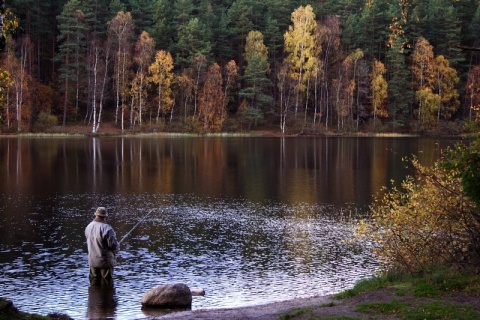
[85,220,119,268]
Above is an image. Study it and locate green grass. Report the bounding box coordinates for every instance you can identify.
[315,268,480,320]
[335,268,480,300]
[312,317,361,320]
[357,301,480,320]
[279,308,361,320]
[334,272,407,299]
[279,307,313,320]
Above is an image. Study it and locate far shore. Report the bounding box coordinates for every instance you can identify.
[1,123,460,138]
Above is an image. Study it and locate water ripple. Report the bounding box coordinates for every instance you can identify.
[0,193,376,319]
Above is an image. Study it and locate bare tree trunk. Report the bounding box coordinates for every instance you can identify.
[6,87,10,129]
[17,46,27,131]
[313,65,319,125]
[304,76,310,127]
[114,48,121,126]
[156,82,162,121]
[170,100,175,123]
[92,46,99,134]
[96,48,110,133]
[138,74,144,126]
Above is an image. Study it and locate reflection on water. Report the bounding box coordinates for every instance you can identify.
[0,136,458,207]
[87,278,117,319]
[0,136,459,319]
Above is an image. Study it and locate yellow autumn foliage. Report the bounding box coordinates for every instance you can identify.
[357,157,480,272]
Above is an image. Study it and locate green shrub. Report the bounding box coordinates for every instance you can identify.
[33,112,58,132]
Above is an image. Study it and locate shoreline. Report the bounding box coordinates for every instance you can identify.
[2,122,471,138]
[1,128,454,139]
[140,294,338,319]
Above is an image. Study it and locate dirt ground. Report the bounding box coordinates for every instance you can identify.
[140,287,480,320]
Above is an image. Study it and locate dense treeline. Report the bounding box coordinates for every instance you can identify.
[1,0,480,134]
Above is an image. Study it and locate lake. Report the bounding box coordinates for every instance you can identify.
[0,135,460,319]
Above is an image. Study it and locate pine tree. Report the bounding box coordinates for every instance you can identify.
[108,0,125,20]
[467,5,480,65]
[82,0,110,40]
[127,0,155,36]
[152,0,175,51]
[386,36,412,129]
[357,0,391,60]
[226,0,255,66]
[175,17,212,68]
[10,0,60,82]
[239,30,273,117]
[213,11,233,65]
[418,0,464,68]
[56,0,88,125]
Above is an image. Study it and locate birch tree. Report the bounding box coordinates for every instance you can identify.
[90,39,110,134]
[132,31,155,128]
[223,60,239,113]
[411,37,435,124]
[371,59,388,126]
[175,72,194,121]
[318,16,342,130]
[277,59,296,133]
[432,55,459,121]
[4,36,31,131]
[107,11,134,131]
[466,65,480,122]
[283,5,318,117]
[148,50,174,122]
[191,54,207,116]
[198,63,225,132]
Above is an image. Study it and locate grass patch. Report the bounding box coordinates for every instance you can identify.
[412,282,440,297]
[320,302,336,307]
[279,307,313,320]
[319,317,361,320]
[356,301,406,315]
[280,309,361,320]
[335,268,480,300]
[357,300,480,320]
[279,303,346,320]
[334,271,407,299]
[408,269,480,297]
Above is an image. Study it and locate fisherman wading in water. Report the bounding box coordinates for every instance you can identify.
[85,207,119,279]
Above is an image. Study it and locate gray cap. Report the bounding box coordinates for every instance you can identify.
[95,207,108,217]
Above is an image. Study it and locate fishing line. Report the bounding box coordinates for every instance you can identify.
[118,208,156,244]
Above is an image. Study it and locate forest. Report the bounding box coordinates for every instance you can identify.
[1,0,480,134]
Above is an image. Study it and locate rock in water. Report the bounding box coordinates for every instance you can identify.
[141,283,192,308]
[190,287,205,296]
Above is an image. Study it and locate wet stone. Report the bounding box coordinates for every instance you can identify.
[141,283,193,308]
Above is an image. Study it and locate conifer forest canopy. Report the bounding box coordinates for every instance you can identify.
[2,0,480,133]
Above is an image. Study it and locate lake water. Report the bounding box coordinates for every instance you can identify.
[0,136,459,319]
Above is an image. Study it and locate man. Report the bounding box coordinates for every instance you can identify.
[85,207,119,279]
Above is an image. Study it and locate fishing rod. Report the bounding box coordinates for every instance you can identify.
[118,208,156,244]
